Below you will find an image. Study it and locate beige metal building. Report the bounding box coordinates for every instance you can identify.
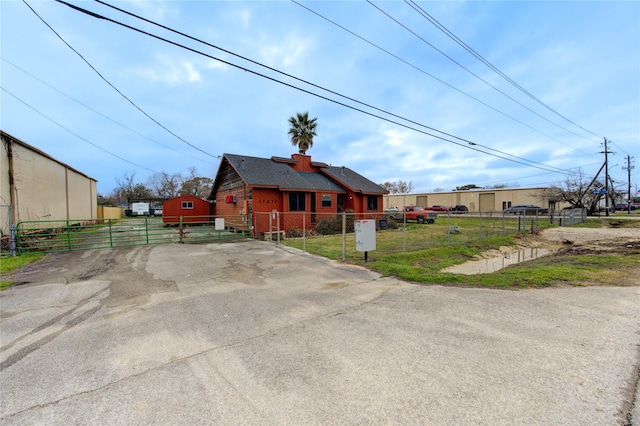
[384,187,559,213]
[1,130,97,234]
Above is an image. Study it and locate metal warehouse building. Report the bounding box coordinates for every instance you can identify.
[384,187,558,213]
[1,130,97,236]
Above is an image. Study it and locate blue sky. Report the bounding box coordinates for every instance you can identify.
[2,0,639,196]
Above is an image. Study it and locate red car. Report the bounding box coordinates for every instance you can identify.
[429,205,449,212]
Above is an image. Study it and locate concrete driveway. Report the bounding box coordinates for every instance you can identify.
[1,240,639,425]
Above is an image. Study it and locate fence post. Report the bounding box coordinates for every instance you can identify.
[9,224,16,257]
[403,212,407,252]
[179,216,183,244]
[276,211,281,244]
[66,220,72,251]
[145,216,149,244]
[108,219,113,248]
[341,212,346,261]
[302,212,306,252]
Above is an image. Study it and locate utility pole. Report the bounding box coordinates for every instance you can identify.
[600,138,616,216]
[623,155,635,214]
[604,138,610,216]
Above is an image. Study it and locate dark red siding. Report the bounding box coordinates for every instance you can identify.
[162,195,212,223]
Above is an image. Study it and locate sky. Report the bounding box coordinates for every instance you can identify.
[1,0,639,197]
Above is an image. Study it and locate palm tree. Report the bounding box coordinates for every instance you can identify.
[288,112,318,155]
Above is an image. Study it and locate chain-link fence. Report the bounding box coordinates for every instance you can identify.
[256,210,563,262]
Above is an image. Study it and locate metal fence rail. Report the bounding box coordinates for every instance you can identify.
[15,215,252,254]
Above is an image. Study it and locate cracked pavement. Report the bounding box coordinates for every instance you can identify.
[1,240,639,425]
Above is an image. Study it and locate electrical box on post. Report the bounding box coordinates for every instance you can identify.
[354,220,376,252]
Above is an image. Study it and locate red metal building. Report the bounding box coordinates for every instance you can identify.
[162,195,213,224]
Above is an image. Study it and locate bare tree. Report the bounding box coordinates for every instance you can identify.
[538,170,616,215]
[147,172,182,199]
[111,172,152,204]
[180,167,213,198]
[380,180,413,194]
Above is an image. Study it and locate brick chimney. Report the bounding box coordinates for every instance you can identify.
[290,153,315,172]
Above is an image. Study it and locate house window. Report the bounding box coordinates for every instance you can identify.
[289,192,306,211]
[366,195,378,211]
[321,194,332,207]
[182,201,194,209]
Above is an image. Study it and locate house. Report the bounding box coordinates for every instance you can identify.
[162,194,213,224]
[209,153,388,236]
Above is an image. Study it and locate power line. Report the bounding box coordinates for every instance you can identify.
[367,0,596,144]
[291,0,596,157]
[1,87,156,172]
[74,0,575,175]
[22,0,220,159]
[2,57,219,165]
[404,0,602,139]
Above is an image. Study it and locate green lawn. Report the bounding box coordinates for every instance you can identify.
[1,253,45,289]
[282,219,639,288]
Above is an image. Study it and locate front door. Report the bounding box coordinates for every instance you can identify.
[311,192,316,223]
[337,194,346,212]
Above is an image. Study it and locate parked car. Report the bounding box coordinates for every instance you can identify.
[450,205,468,212]
[504,205,548,215]
[385,206,438,224]
[615,203,636,211]
[429,205,449,211]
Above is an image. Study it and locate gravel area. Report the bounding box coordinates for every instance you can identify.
[541,226,640,244]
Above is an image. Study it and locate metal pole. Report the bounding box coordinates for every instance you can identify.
[302,212,306,252]
[66,220,71,251]
[9,224,16,257]
[447,210,450,245]
[403,211,407,252]
[341,212,346,261]
[604,137,610,217]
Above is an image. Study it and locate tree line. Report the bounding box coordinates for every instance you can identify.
[99,167,213,206]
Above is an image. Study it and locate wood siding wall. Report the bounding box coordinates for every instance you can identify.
[162,195,212,223]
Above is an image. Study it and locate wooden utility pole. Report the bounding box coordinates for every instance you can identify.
[623,155,634,214]
[604,138,610,216]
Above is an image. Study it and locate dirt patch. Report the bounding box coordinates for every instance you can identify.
[11,247,178,310]
[538,226,640,255]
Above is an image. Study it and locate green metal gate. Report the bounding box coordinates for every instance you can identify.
[15,215,252,254]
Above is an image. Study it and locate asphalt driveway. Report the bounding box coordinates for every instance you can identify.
[1,240,639,425]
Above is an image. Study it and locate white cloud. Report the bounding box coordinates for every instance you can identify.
[258,34,311,68]
[126,54,205,85]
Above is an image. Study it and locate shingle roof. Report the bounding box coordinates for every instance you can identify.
[322,166,388,194]
[223,154,345,192]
